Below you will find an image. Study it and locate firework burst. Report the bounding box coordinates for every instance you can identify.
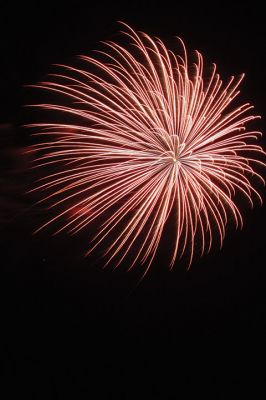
[28,22,265,274]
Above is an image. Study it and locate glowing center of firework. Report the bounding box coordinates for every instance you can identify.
[160,152,180,165]
[160,144,182,167]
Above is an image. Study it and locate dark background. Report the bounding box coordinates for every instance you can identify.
[1,1,265,398]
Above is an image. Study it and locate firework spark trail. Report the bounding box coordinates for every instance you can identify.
[28,22,265,275]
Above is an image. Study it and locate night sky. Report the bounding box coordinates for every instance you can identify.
[1,2,266,398]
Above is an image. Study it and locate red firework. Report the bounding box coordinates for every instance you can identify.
[28,23,265,274]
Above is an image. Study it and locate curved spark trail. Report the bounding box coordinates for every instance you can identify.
[28,23,265,274]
